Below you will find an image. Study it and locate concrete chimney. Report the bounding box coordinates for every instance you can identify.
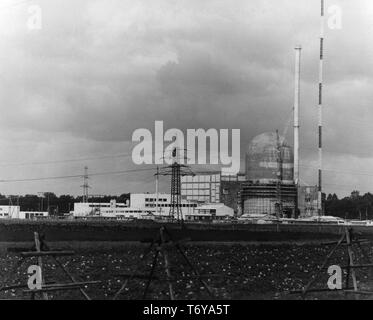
[294,45,302,185]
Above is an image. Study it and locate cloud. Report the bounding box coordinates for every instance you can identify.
[0,0,371,196]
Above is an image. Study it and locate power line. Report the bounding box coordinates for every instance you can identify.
[0,153,133,168]
[300,165,373,178]
[0,167,157,183]
[0,149,170,168]
[301,146,373,159]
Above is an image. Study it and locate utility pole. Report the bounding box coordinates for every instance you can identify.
[47,193,50,215]
[37,192,44,211]
[155,166,159,216]
[276,130,283,219]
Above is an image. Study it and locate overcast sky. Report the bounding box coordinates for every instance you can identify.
[0,0,372,197]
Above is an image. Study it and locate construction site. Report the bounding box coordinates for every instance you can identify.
[1,0,373,303]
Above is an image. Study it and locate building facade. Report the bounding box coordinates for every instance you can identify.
[181,172,221,203]
[72,193,234,221]
[298,186,318,218]
[0,206,20,219]
[130,193,198,217]
[181,171,246,214]
[0,206,48,219]
[19,211,49,219]
[220,174,246,215]
[184,203,234,221]
[241,132,297,217]
[72,194,198,219]
[73,199,131,218]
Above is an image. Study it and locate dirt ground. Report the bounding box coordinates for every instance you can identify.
[0,241,372,300]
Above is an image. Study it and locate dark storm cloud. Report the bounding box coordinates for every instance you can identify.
[0,0,372,195]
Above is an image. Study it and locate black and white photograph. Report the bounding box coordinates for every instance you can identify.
[0,0,372,310]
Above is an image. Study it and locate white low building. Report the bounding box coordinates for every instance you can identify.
[72,194,233,221]
[0,206,20,219]
[130,193,198,218]
[184,203,234,222]
[0,206,48,219]
[73,199,131,218]
[72,199,156,219]
[19,211,49,219]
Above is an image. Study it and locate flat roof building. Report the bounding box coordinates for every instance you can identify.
[181,172,221,203]
[185,203,234,222]
[181,172,246,214]
[0,206,48,219]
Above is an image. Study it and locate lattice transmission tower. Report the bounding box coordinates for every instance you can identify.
[156,148,194,221]
[81,166,90,203]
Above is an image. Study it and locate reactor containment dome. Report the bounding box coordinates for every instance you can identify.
[246,132,294,185]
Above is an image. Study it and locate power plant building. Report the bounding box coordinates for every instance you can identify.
[181,172,222,203]
[181,172,246,214]
[298,186,318,217]
[71,194,234,220]
[241,132,297,217]
[179,132,318,219]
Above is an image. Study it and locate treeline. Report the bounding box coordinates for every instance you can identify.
[0,193,130,216]
[324,190,373,220]
[1,190,371,220]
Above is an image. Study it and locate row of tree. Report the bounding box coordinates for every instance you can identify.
[324,190,373,220]
[0,190,371,220]
[0,193,130,216]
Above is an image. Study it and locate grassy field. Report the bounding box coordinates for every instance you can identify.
[1,240,373,300]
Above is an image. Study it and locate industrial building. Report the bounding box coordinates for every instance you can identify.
[181,172,246,214]
[184,203,234,222]
[298,186,318,217]
[130,193,198,217]
[72,200,129,218]
[71,193,234,221]
[220,174,247,215]
[181,172,222,203]
[0,206,49,219]
[235,46,318,219]
[241,132,297,217]
[179,130,310,219]
[72,195,195,219]
[19,211,49,219]
[0,206,20,219]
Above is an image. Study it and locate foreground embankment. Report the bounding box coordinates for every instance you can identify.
[1,240,373,300]
[0,219,371,242]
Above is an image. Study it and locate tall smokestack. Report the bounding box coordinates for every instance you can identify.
[294,46,301,185]
[318,0,325,216]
